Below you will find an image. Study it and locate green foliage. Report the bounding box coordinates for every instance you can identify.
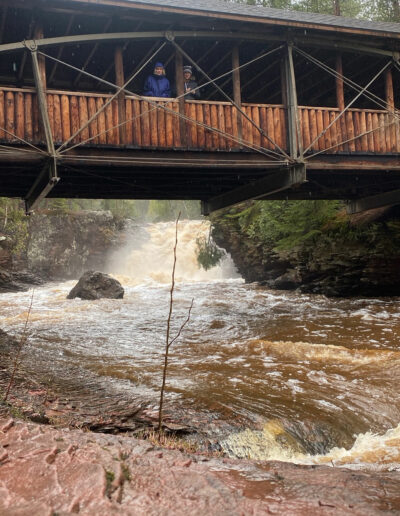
[196,235,226,270]
[219,200,342,251]
[0,198,29,256]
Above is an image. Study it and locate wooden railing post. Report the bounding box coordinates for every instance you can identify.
[114,45,126,143]
[232,45,242,146]
[385,67,395,111]
[175,48,187,146]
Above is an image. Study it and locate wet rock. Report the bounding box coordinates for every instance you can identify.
[67,271,124,300]
[1,417,400,515]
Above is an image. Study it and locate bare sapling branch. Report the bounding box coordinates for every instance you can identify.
[158,212,194,432]
[3,289,35,403]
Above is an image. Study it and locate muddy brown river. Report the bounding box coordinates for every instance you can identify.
[1,220,400,471]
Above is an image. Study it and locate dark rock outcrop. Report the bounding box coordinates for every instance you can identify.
[27,210,124,280]
[67,270,124,300]
[213,206,400,297]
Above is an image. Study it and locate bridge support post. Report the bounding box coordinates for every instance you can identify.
[26,47,59,213]
[284,44,303,160]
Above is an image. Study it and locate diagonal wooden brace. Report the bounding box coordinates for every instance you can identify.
[25,158,59,214]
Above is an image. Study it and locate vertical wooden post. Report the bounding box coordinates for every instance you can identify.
[33,23,46,89]
[175,48,187,146]
[232,45,242,145]
[284,44,302,159]
[385,67,395,111]
[335,54,345,111]
[336,53,347,149]
[114,45,126,143]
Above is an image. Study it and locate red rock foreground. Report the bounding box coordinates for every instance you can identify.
[1,418,400,515]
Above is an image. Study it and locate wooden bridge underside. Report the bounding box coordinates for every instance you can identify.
[0,22,400,213]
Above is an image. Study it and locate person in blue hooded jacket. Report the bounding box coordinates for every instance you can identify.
[143,62,171,98]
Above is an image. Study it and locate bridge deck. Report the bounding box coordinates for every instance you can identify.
[1,86,399,155]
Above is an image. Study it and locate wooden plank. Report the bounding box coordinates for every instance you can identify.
[218,104,226,150]
[172,102,181,148]
[323,109,331,150]
[32,95,41,143]
[258,107,267,150]
[372,112,380,152]
[104,101,114,145]
[150,102,158,147]
[96,97,107,145]
[353,111,362,152]
[252,106,261,149]
[5,91,14,140]
[266,107,275,151]
[245,106,253,148]
[133,99,142,146]
[189,103,198,148]
[316,110,324,151]
[0,91,5,138]
[329,111,337,152]
[69,95,79,144]
[112,99,119,145]
[203,103,212,150]
[224,105,233,150]
[53,94,62,143]
[394,114,400,153]
[273,106,282,150]
[46,94,54,140]
[166,101,174,148]
[158,102,166,147]
[346,111,356,152]
[309,109,317,151]
[15,91,24,140]
[366,112,374,152]
[87,96,99,144]
[141,100,150,147]
[379,113,386,153]
[78,96,90,143]
[280,108,287,150]
[301,108,310,151]
[210,104,219,149]
[61,94,71,142]
[125,98,133,144]
[196,103,205,149]
[359,111,368,152]
[24,93,32,141]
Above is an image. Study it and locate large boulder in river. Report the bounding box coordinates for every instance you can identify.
[67,270,124,300]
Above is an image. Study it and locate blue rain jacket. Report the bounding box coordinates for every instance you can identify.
[143,74,171,98]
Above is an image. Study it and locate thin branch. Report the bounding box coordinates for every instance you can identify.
[3,289,34,403]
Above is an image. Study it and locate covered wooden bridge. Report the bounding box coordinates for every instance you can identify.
[0,0,400,214]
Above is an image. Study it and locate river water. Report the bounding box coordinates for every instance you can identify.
[1,220,400,471]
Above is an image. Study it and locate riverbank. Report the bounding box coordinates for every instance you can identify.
[212,203,400,297]
[2,323,400,515]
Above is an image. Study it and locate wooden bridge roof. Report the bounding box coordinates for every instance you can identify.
[66,0,400,39]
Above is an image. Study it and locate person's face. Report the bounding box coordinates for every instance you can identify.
[154,66,164,76]
[184,71,191,80]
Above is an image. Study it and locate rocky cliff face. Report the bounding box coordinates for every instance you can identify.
[212,206,400,297]
[0,210,124,291]
[27,211,124,279]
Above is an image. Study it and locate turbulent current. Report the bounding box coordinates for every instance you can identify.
[1,220,400,471]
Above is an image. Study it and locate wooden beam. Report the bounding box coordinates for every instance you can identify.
[335,54,345,111]
[232,44,242,144]
[346,188,400,214]
[33,22,46,89]
[385,66,395,110]
[114,45,126,143]
[201,164,306,214]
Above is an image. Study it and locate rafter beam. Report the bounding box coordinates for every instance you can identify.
[201,164,306,214]
[346,189,400,214]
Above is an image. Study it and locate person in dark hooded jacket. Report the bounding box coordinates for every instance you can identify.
[143,62,171,98]
[183,65,200,100]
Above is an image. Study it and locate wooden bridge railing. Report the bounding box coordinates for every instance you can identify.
[0,86,399,155]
